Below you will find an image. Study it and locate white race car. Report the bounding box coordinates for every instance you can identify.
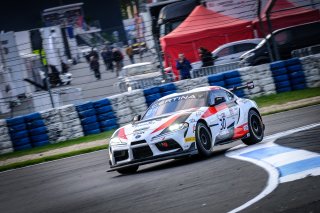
[108,82,264,174]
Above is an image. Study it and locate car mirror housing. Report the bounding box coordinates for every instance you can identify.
[210,96,226,106]
[133,114,141,123]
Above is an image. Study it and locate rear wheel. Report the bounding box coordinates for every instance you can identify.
[242,110,264,145]
[195,122,212,157]
[116,165,139,175]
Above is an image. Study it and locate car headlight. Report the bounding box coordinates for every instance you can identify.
[110,137,127,146]
[168,122,189,132]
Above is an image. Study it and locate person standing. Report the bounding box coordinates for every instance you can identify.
[199,47,214,67]
[125,45,135,64]
[90,56,101,80]
[112,48,124,77]
[101,47,114,71]
[176,53,192,80]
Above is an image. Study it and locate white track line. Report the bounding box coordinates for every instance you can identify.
[226,122,320,213]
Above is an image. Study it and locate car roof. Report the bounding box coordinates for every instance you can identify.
[123,62,152,69]
[157,86,225,101]
[212,38,264,54]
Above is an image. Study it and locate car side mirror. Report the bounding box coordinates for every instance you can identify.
[133,114,141,122]
[210,96,226,106]
[213,55,218,60]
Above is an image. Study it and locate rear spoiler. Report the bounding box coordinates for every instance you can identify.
[229,81,254,92]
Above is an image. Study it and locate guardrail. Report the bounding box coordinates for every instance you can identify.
[191,62,245,78]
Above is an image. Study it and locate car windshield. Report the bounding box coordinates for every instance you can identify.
[143,91,208,120]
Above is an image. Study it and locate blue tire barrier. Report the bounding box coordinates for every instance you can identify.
[30,134,49,143]
[208,74,224,82]
[27,120,45,129]
[234,90,245,97]
[96,105,113,114]
[32,140,50,147]
[78,109,96,118]
[284,58,300,66]
[209,81,225,87]
[143,87,160,96]
[271,68,287,76]
[276,81,291,88]
[270,61,286,70]
[83,123,100,132]
[274,74,289,82]
[276,87,292,93]
[10,130,29,140]
[223,70,240,79]
[291,78,306,85]
[9,123,27,132]
[287,64,303,73]
[85,129,101,135]
[97,112,116,121]
[225,77,242,86]
[145,93,162,103]
[92,98,111,108]
[24,113,42,122]
[76,102,94,112]
[100,118,118,128]
[289,71,305,79]
[162,90,177,97]
[292,83,306,90]
[159,83,176,92]
[29,126,47,136]
[6,116,25,126]
[81,116,97,125]
[14,144,32,151]
[101,125,119,132]
[12,137,30,147]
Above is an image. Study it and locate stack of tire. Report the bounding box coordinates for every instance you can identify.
[285,58,306,91]
[6,116,32,151]
[93,98,118,132]
[270,61,291,93]
[59,105,84,140]
[223,70,245,97]
[109,94,133,126]
[189,76,209,89]
[143,87,162,107]
[0,119,14,155]
[174,79,192,92]
[40,108,65,143]
[208,73,226,87]
[76,102,100,136]
[239,66,263,97]
[301,54,320,88]
[126,90,148,115]
[25,113,49,147]
[159,83,177,97]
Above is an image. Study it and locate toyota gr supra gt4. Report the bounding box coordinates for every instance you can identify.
[108,82,264,174]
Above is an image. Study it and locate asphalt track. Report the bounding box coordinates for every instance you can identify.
[0,105,319,213]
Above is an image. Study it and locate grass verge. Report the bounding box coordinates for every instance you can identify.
[0,145,108,172]
[0,130,113,161]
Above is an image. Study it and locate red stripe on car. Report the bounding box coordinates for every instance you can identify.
[118,127,127,140]
[201,103,228,119]
[232,123,249,139]
[152,114,181,133]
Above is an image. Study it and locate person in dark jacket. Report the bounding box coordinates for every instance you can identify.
[176,53,192,80]
[90,56,101,80]
[101,47,114,71]
[112,48,124,77]
[199,47,214,67]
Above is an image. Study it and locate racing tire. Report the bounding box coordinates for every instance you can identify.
[117,165,139,175]
[242,110,264,145]
[195,122,212,157]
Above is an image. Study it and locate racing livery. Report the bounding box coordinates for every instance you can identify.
[108,83,264,174]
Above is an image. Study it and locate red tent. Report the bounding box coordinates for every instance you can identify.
[253,0,320,36]
[160,5,254,77]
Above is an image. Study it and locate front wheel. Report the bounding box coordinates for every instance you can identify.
[195,122,212,157]
[242,110,264,145]
[116,165,139,175]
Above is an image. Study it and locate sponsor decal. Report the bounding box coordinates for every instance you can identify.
[232,123,249,139]
[185,137,196,143]
[135,135,141,139]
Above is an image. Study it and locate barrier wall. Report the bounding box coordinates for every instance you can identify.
[1,54,320,155]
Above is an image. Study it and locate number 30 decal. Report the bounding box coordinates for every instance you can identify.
[220,117,226,130]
